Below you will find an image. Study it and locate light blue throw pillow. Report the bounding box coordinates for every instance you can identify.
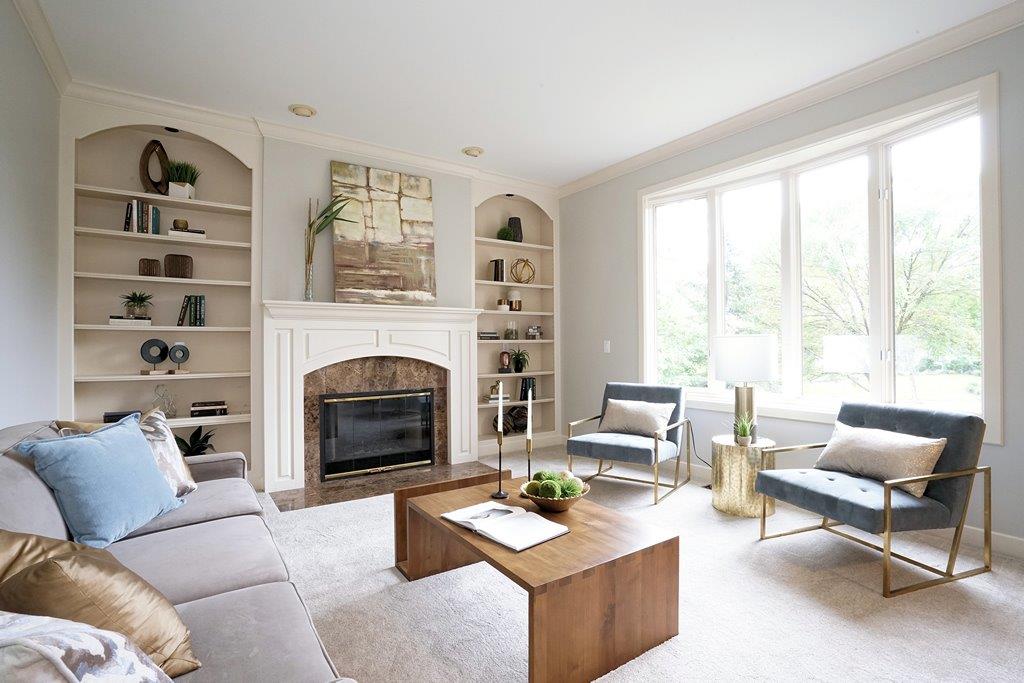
[17,414,183,547]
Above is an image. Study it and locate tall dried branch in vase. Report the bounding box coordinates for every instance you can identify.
[305,195,354,301]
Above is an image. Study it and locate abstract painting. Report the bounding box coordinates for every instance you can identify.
[330,160,436,305]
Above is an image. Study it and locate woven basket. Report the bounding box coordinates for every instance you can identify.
[164,254,194,279]
[138,258,161,277]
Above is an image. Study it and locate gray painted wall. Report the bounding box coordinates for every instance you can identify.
[0,0,59,426]
[261,138,473,307]
[560,27,1024,540]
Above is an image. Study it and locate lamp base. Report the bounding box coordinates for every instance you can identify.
[733,385,758,441]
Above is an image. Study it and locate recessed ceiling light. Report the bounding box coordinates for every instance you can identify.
[462,146,484,158]
[288,104,317,118]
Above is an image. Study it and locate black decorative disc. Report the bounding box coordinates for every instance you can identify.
[140,338,169,365]
[168,343,190,364]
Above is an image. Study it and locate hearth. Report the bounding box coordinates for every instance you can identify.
[319,389,435,480]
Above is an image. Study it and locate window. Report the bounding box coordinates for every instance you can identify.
[641,79,999,439]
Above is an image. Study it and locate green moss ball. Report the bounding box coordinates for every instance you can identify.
[538,479,562,499]
[524,480,542,496]
[560,478,583,498]
[533,470,559,482]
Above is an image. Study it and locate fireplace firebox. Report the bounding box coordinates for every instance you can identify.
[319,389,435,480]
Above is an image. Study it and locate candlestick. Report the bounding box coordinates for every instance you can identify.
[497,380,503,433]
[491,429,508,499]
[526,435,534,482]
[526,387,532,440]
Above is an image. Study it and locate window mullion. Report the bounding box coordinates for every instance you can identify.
[707,189,724,391]
[868,143,894,401]
[780,173,802,398]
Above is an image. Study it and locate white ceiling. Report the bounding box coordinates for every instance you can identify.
[39,0,1012,186]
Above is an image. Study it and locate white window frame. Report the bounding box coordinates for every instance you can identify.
[638,74,1002,444]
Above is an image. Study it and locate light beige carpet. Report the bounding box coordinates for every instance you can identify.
[264,447,1024,681]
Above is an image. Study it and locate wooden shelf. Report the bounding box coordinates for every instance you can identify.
[478,371,555,378]
[75,184,252,216]
[75,226,251,250]
[478,398,554,409]
[479,310,554,316]
[75,371,250,383]
[166,413,251,428]
[74,272,250,287]
[74,324,249,332]
[478,339,553,344]
[474,280,553,290]
[474,237,553,252]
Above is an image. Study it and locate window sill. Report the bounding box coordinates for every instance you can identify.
[685,394,839,425]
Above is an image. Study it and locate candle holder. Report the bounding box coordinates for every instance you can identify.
[526,437,533,481]
[491,430,508,499]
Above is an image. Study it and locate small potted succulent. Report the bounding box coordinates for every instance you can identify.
[120,291,153,319]
[167,159,201,199]
[734,414,754,446]
[176,426,216,457]
[509,347,530,373]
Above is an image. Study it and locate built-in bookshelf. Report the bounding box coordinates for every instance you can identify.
[473,194,558,452]
[71,125,255,457]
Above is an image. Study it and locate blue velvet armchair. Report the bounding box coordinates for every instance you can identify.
[754,402,991,597]
[566,382,693,504]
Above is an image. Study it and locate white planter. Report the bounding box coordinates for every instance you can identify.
[736,435,752,446]
[168,182,195,199]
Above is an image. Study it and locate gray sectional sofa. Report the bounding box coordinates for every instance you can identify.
[0,421,342,682]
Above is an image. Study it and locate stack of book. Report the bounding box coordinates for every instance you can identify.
[485,392,511,404]
[124,200,161,234]
[478,331,500,340]
[108,315,152,327]
[190,401,227,418]
[168,226,206,240]
[176,295,207,326]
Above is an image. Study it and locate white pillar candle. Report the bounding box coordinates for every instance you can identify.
[497,380,503,433]
[526,387,533,439]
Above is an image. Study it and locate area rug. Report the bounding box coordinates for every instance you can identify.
[264,451,1024,681]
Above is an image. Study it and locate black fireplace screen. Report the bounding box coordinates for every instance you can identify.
[319,389,434,480]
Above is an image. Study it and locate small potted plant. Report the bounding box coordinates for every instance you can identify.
[509,347,530,373]
[167,159,201,199]
[734,414,754,446]
[120,291,153,319]
[175,426,216,457]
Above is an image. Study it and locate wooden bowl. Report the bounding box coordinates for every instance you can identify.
[519,481,590,512]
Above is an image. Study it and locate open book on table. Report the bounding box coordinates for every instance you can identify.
[441,502,569,552]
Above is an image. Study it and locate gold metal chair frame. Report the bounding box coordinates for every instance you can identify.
[566,415,693,504]
[757,443,992,597]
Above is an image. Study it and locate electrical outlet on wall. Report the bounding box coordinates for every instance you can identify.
[603,340,611,354]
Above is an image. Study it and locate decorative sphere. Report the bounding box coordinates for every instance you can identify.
[538,479,562,499]
[557,470,574,481]
[533,470,559,482]
[524,480,542,496]
[560,478,583,498]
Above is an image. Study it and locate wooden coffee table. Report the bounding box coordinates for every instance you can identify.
[394,475,679,683]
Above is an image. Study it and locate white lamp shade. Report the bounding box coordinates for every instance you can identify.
[713,334,779,382]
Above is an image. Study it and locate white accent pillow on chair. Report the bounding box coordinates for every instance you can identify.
[814,421,946,497]
[598,399,676,437]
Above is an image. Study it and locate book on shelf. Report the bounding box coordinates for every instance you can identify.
[150,205,160,234]
[478,332,500,340]
[190,407,228,417]
[176,296,190,326]
[441,502,569,552]
[177,295,207,327]
[192,400,227,408]
[168,227,206,240]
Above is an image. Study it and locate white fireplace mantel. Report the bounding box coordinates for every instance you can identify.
[262,300,482,492]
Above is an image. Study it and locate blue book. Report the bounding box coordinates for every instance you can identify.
[152,206,160,234]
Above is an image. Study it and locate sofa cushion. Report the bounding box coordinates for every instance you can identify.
[124,478,263,539]
[174,582,337,683]
[567,432,678,466]
[755,468,951,533]
[0,422,67,539]
[108,516,288,604]
[16,415,183,547]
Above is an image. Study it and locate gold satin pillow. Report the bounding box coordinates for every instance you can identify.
[0,530,200,677]
[0,530,87,583]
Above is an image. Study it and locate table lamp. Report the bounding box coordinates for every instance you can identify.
[713,334,778,441]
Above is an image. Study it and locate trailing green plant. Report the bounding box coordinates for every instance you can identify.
[120,291,153,308]
[176,426,215,457]
[509,347,530,370]
[167,159,202,186]
[496,226,516,241]
[734,414,754,438]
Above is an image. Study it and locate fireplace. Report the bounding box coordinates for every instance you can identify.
[319,389,435,480]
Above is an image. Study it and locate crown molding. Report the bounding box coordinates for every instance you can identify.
[254,118,557,193]
[558,0,1024,198]
[13,0,71,94]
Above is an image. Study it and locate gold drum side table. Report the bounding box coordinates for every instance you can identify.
[712,435,776,517]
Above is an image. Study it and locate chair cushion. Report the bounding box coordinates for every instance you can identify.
[108,516,288,605]
[567,432,678,466]
[755,468,951,534]
[124,478,263,539]
[15,415,183,548]
[174,582,337,683]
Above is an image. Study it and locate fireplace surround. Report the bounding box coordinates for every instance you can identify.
[262,300,480,492]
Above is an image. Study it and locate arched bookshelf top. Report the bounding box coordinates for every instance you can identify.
[474,193,554,247]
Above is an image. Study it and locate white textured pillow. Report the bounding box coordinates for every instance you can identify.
[814,422,946,497]
[598,399,676,437]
